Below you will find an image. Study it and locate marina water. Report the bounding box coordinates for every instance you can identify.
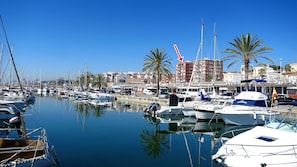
[25,95,225,167]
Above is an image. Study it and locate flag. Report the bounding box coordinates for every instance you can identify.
[272,88,278,104]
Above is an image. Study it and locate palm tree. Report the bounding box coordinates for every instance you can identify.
[270,65,281,71]
[142,48,172,96]
[93,73,106,89]
[258,67,266,79]
[75,72,94,89]
[221,33,274,81]
[285,64,292,72]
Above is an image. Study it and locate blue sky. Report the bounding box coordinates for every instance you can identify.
[0,0,296,81]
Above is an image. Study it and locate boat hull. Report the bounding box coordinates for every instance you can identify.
[195,109,221,121]
[217,154,297,167]
[213,126,297,167]
[194,99,233,121]
[0,128,59,167]
[156,106,195,117]
[220,112,280,125]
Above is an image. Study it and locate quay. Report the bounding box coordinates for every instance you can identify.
[115,94,297,119]
[115,94,169,106]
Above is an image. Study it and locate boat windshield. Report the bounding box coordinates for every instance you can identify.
[232,99,266,107]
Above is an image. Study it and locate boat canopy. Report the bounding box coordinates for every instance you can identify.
[240,79,267,83]
[236,91,268,100]
[233,91,268,107]
[233,99,266,107]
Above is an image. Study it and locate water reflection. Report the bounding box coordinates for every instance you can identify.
[143,114,226,167]
[113,101,147,112]
[193,121,225,134]
[74,102,106,118]
[73,101,147,119]
[142,113,256,167]
[140,129,170,158]
[34,96,236,166]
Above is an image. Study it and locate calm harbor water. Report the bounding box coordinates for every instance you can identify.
[24,95,227,167]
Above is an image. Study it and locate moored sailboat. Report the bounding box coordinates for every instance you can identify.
[0,15,59,166]
[0,126,59,167]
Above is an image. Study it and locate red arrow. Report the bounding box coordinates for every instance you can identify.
[173,44,184,62]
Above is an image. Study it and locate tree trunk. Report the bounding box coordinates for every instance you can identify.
[244,59,249,90]
[157,71,160,96]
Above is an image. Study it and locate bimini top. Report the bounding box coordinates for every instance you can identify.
[232,91,268,107]
[240,79,267,83]
[235,91,268,101]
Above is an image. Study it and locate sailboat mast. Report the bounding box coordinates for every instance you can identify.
[184,21,203,99]
[200,20,204,62]
[0,44,3,84]
[78,70,81,89]
[0,15,28,141]
[200,21,204,83]
[84,66,87,89]
[213,23,217,82]
[0,16,25,96]
[9,48,12,87]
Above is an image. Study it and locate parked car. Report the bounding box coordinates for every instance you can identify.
[143,89,155,95]
[120,89,131,95]
[276,94,296,105]
[158,92,169,99]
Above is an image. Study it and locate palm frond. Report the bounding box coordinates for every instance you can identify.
[222,33,274,79]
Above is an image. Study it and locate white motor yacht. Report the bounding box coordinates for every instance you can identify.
[215,91,280,125]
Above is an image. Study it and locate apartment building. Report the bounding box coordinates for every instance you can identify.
[175,61,193,83]
[175,58,223,84]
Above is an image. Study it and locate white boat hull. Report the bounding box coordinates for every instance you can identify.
[220,112,280,125]
[195,110,221,121]
[216,154,297,167]
[217,105,281,125]
[213,126,297,167]
[194,99,233,121]
[156,106,195,117]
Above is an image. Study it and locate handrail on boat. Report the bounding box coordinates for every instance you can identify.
[267,105,297,131]
[30,135,42,166]
[218,126,255,145]
[0,137,45,164]
[224,143,297,158]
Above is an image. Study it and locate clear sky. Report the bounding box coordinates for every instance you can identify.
[0,0,296,81]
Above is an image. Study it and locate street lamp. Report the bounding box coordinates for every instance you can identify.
[279,58,282,82]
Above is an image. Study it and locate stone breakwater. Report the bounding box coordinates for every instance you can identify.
[115,95,169,106]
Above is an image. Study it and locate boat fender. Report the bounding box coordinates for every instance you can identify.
[253,112,256,120]
[9,115,21,125]
[262,115,265,121]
